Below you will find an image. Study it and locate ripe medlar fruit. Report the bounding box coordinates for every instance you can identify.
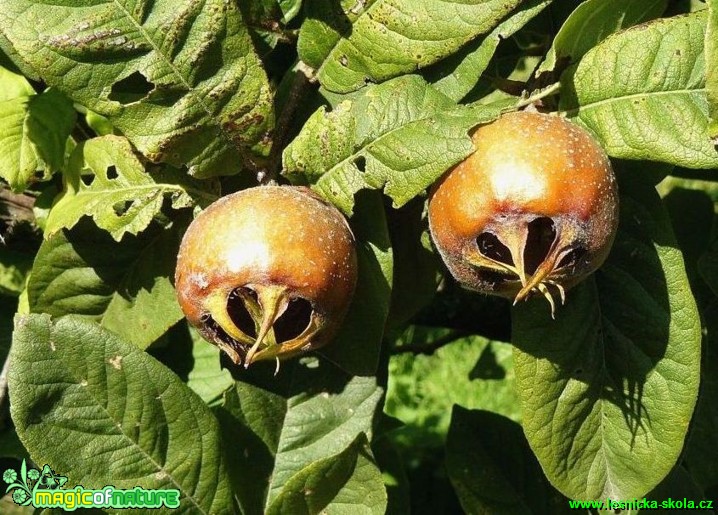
[175,185,357,368]
[428,110,618,315]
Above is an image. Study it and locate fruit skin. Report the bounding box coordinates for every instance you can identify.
[175,185,357,367]
[428,110,618,313]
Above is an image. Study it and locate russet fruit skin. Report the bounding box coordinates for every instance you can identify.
[175,185,357,367]
[428,111,618,314]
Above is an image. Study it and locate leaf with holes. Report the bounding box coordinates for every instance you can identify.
[0,0,274,178]
[298,0,523,93]
[283,74,509,214]
[215,358,384,514]
[27,218,185,350]
[512,174,701,500]
[45,136,219,241]
[560,11,718,169]
[0,87,75,192]
[9,314,234,514]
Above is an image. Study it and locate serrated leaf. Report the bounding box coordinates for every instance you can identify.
[267,434,386,515]
[46,136,218,241]
[9,314,234,514]
[0,89,75,191]
[27,218,184,350]
[446,408,571,515]
[707,0,718,137]
[538,0,668,75]
[0,0,274,178]
[560,12,718,169]
[512,174,701,500]
[298,0,523,93]
[284,75,506,214]
[429,0,553,102]
[216,358,383,513]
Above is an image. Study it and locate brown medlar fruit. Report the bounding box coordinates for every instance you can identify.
[175,185,357,368]
[428,110,618,315]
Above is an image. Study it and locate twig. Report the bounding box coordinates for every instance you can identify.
[515,81,562,110]
[1,187,37,240]
[263,61,315,184]
[391,330,469,355]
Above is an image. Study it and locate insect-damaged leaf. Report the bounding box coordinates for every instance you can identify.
[0,0,274,178]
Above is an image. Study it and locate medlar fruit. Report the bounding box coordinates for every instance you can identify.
[175,185,358,368]
[428,110,618,315]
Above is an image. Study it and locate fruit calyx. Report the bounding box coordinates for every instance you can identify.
[464,214,587,316]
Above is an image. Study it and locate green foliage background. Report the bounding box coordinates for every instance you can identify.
[0,0,716,513]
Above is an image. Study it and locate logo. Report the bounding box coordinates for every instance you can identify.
[4,460,180,510]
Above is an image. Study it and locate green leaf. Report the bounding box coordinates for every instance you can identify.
[267,434,386,515]
[27,218,184,350]
[512,173,701,500]
[0,89,75,191]
[284,75,506,214]
[430,0,553,102]
[0,64,33,101]
[186,326,233,407]
[386,327,520,450]
[9,314,233,514]
[216,358,383,513]
[298,0,523,93]
[45,136,218,241]
[319,190,392,376]
[446,407,571,515]
[708,0,718,138]
[0,0,274,178]
[538,0,668,75]
[560,11,718,169]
